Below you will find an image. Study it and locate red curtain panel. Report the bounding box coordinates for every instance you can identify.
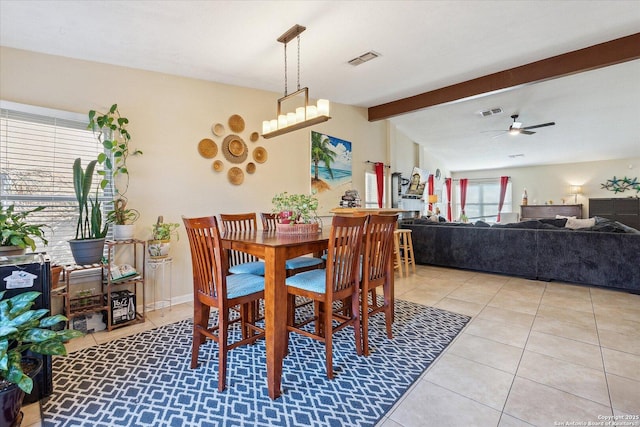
[459,178,468,217]
[375,162,384,208]
[427,174,434,211]
[497,176,509,222]
[445,178,452,221]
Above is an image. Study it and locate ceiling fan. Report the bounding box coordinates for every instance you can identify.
[488,114,556,137]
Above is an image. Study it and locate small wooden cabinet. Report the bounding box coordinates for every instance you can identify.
[520,204,582,221]
[589,198,640,229]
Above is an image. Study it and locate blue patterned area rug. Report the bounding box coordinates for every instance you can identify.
[42,299,470,427]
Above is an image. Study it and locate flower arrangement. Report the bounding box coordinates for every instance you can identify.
[271,192,319,225]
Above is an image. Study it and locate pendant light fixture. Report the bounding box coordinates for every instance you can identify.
[261,24,331,139]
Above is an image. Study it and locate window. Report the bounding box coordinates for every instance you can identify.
[1,101,112,264]
[455,179,512,222]
[364,171,385,208]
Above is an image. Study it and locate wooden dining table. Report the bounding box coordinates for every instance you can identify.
[220,228,331,399]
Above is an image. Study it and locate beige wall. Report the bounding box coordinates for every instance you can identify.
[0,47,388,303]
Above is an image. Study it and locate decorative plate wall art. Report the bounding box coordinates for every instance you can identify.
[197,114,266,185]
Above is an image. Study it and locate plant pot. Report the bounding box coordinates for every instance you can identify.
[69,238,106,265]
[0,357,42,427]
[148,239,170,259]
[278,211,295,224]
[0,246,26,256]
[275,222,319,235]
[113,224,135,241]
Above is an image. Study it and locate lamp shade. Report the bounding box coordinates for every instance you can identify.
[569,185,582,195]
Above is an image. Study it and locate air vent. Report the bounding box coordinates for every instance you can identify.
[480,107,503,117]
[348,51,381,66]
[508,154,525,158]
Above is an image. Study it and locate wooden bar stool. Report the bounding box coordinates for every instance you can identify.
[394,229,415,277]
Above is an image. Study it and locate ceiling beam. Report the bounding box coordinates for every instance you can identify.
[368,32,640,122]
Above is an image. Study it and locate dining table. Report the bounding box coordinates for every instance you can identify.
[220,228,331,399]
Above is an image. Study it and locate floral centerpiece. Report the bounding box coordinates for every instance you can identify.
[271,192,321,234]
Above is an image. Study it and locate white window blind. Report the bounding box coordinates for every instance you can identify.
[364,171,384,208]
[0,101,112,264]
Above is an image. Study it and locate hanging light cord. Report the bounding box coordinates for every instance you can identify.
[283,41,288,96]
[297,33,301,91]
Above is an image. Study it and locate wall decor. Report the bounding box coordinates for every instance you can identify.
[198,114,263,185]
[198,138,217,158]
[601,176,640,194]
[310,131,352,214]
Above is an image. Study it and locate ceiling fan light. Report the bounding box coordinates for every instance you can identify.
[509,128,520,135]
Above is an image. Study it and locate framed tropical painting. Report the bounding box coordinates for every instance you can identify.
[310,131,352,214]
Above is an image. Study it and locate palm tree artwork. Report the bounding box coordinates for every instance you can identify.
[311,132,336,192]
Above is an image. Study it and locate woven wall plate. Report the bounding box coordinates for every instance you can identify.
[222,135,248,163]
[198,138,218,159]
[246,162,256,174]
[212,160,224,172]
[228,114,245,133]
[250,132,259,142]
[253,146,267,163]
[228,167,244,185]
[212,123,225,136]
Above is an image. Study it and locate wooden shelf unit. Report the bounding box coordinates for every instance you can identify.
[56,239,146,332]
[589,197,640,229]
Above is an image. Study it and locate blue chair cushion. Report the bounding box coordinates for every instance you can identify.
[285,256,323,270]
[226,273,265,299]
[285,269,326,294]
[228,261,265,276]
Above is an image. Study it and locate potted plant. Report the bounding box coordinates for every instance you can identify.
[89,104,142,241]
[0,290,84,426]
[107,198,140,241]
[271,192,321,234]
[0,205,48,256]
[69,158,109,265]
[88,104,142,195]
[148,216,180,259]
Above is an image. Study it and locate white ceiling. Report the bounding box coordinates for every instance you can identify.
[1,0,639,171]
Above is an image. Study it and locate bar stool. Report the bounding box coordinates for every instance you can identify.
[394,229,415,277]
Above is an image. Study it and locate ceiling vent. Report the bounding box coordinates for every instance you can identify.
[480,107,503,117]
[508,154,525,158]
[348,51,381,66]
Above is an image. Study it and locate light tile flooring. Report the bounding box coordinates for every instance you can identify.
[23,265,640,427]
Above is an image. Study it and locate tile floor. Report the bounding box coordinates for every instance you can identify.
[23,265,640,427]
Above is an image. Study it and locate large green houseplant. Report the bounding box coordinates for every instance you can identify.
[69,158,109,265]
[0,205,48,256]
[271,192,319,224]
[0,291,83,425]
[89,104,142,240]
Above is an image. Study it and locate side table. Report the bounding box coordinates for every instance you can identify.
[146,257,173,316]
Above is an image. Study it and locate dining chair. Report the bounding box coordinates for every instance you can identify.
[285,215,367,379]
[360,214,398,356]
[182,215,265,392]
[260,212,325,275]
[219,213,265,275]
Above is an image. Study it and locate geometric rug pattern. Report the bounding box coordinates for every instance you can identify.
[42,299,470,426]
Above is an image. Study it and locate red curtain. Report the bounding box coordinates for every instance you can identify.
[445,178,452,221]
[427,174,434,211]
[497,175,509,222]
[459,178,468,217]
[375,162,384,208]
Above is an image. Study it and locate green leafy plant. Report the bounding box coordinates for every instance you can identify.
[271,192,319,224]
[151,216,180,241]
[0,205,48,251]
[0,291,84,393]
[88,104,142,195]
[106,198,140,225]
[72,158,109,240]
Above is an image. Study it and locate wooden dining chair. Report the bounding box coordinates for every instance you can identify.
[219,213,265,276]
[260,212,325,276]
[360,214,398,356]
[285,215,367,379]
[182,215,265,392]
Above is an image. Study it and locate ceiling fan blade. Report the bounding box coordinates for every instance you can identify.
[491,132,507,139]
[520,130,536,135]
[523,121,555,130]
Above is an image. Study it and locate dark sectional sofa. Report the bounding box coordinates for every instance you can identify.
[401,217,640,293]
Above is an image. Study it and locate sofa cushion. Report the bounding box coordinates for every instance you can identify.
[565,217,596,229]
[539,218,568,228]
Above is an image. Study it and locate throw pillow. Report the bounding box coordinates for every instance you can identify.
[565,217,596,229]
[556,214,577,219]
